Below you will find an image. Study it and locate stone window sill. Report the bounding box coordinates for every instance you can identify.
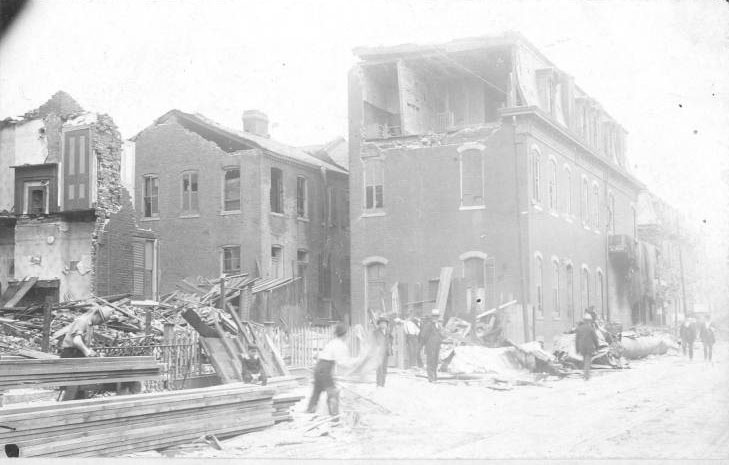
[180,213,200,219]
[297,216,310,223]
[361,211,386,218]
[459,205,486,211]
[270,212,285,218]
[140,217,160,222]
[220,210,241,216]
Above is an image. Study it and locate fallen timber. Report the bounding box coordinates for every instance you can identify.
[0,356,162,392]
[0,381,302,457]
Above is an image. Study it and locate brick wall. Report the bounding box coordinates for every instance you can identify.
[95,188,136,296]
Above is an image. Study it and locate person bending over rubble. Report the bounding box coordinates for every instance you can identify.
[240,346,267,385]
[575,313,599,381]
[306,323,357,418]
[59,306,117,400]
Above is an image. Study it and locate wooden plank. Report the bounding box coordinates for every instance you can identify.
[0,281,23,307]
[434,267,454,314]
[3,277,38,308]
[198,337,235,383]
[264,333,290,376]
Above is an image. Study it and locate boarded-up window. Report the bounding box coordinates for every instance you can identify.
[224,168,241,211]
[63,129,92,211]
[143,175,159,218]
[181,171,199,214]
[296,176,307,218]
[270,168,283,213]
[366,262,386,313]
[364,159,384,210]
[133,239,156,300]
[460,149,484,207]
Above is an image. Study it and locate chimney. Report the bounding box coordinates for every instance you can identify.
[242,110,269,138]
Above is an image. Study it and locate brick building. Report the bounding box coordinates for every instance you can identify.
[348,33,648,346]
[132,110,350,325]
[0,91,158,305]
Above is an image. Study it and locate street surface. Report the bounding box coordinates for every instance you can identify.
[164,342,729,460]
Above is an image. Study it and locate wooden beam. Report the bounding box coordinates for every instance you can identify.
[434,267,454,314]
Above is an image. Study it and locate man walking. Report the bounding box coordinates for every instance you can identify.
[680,318,697,360]
[420,309,444,383]
[306,323,356,418]
[700,316,716,362]
[373,317,392,387]
[575,313,599,380]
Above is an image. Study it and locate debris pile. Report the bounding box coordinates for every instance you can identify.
[619,327,678,359]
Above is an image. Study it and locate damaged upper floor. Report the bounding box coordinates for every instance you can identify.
[351,32,628,169]
[0,91,125,218]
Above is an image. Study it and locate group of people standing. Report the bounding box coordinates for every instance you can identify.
[680,316,716,361]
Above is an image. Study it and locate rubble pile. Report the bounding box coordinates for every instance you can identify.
[553,321,625,369]
[619,327,679,359]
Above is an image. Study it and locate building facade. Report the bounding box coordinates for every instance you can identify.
[348,33,646,346]
[0,91,157,305]
[132,110,350,325]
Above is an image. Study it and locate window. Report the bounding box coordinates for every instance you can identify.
[464,257,485,314]
[565,264,574,322]
[531,150,541,203]
[271,246,283,278]
[596,270,604,318]
[63,129,92,211]
[592,184,600,229]
[223,168,241,212]
[222,246,241,275]
[328,187,338,225]
[297,250,308,293]
[581,267,590,313]
[364,158,384,210]
[181,171,199,214]
[548,159,557,211]
[564,167,572,215]
[270,168,283,214]
[143,175,159,218]
[23,181,49,215]
[535,255,544,318]
[133,239,157,300]
[552,259,560,318]
[581,178,589,225]
[460,148,484,207]
[296,176,307,218]
[365,261,387,313]
[320,255,332,299]
[608,192,615,234]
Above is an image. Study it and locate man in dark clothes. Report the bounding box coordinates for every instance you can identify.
[699,316,716,362]
[59,306,116,400]
[373,317,392,387]
[680,318,697,360]
[241,346,267,385]
[575,313,599,380]
[420,309,444,383]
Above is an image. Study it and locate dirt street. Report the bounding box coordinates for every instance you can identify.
[173,342,729,460]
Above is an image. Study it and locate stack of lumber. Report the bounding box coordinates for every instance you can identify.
[272,393,303,423]
[0,383,277,457]
[0,356,161,391]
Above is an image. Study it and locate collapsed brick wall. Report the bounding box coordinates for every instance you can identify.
[95,188,136,296]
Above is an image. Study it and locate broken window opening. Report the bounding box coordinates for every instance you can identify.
[223,168,241,212]
[270,168,283,214]
[143,175,159,218]
[222,246,241,275]
[23,181,49,215]
[181,171,199,214]
[296,176,307,218]
[362,63,402,139]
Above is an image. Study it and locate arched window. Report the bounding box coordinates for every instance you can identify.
[535,254,544,318]
[531,148,541,203]
[580,266,590,313]
[458,144,485,208]
[581,177,589,225]
[592,184,600,229]
[548,158,558,211]
[564,166,572,216]
[596,270,605,318]
[565,263,574,323]
[552,259,560,318]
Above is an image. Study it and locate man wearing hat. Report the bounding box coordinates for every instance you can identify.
[575,312,599,380]
[59,305,117,400]
[419,309,445,383]
[373,317,392,387]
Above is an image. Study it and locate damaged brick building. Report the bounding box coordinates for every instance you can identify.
[132,110,350,325]
[0,91,158,306]
[348,33,650,346]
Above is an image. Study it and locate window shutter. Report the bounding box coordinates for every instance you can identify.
[63,129,91,211]
[132,241,145,297]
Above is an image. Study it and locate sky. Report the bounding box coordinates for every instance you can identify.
[1,0,728,231]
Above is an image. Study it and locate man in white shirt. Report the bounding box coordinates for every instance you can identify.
[403,316,421,368]
[306,323,356,416]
